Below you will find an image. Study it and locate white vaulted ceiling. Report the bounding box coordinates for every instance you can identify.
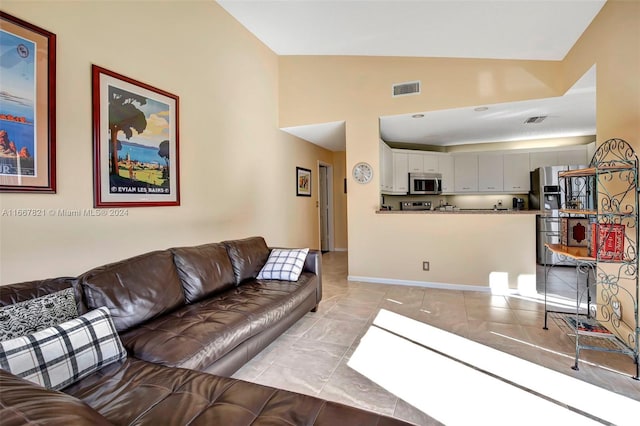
[216,0,605,60]
[216,0,604,150]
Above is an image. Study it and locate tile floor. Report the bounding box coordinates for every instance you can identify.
[232,252,640,425]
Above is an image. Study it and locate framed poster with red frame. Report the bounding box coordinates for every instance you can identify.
[92,65,180,207]
[0,12,56,193]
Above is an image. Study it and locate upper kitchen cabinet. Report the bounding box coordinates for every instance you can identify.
[438,155,454,194]
[423,154,438,173]
[556,148,588,166]
[454,154,478,192]
[478,154,504,192]
[529,145,590,170]
[407,152,438,173]
[503,152,530,193]
[408,152,424,173]
[529,151,558,171]
[392,151,409,193]
[379,141,393,193]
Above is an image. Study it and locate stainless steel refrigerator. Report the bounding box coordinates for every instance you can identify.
[530,165,589,265]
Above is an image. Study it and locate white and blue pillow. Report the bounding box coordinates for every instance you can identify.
[257,248,309,281]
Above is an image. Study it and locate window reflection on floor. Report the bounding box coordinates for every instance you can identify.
[348,309,639,426]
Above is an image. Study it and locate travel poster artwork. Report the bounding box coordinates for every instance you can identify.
[0,30,36,177]
[0,12,56,192]
[92,65,179,207]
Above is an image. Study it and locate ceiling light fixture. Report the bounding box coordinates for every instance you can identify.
[474,106,489,112]
[411,114,425,119]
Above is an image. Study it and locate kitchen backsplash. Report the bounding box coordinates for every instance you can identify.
[381,194,529,211]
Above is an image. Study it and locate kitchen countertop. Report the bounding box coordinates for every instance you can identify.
[376,209,543,215]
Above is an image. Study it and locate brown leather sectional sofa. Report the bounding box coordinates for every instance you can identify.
[0,237,412,425]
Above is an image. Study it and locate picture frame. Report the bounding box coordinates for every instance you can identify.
[296,167,311,197]
[0,12,56,193]
[92,65,180,207]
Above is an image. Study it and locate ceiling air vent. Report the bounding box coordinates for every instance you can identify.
[524,116,547,124]
[392,80,421,97]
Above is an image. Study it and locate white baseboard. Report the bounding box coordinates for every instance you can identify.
[333,247,348,252]
[347,275,492,293]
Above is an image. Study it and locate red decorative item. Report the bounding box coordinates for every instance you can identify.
[590,223,625,261]
[560,218,590,247]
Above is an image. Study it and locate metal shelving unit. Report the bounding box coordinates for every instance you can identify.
[543,138,639,380]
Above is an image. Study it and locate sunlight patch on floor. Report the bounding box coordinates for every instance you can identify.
[347,309,640,426]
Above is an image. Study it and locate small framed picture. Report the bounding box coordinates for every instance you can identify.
[296,167,311,197]
[92,65,179,207]
[0,12,56,193]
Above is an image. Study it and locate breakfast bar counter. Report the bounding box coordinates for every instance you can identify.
[376,209,542,215]
[353,208,538,291]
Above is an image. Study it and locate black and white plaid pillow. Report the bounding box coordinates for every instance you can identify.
[0,307,126,390]
[0,287,78,341]
[257,248,309,281]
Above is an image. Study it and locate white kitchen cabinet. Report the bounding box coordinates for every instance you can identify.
[438,155,454,193]
[530,145,589,170]
[379,141,393,193]
[478,154,503,192]
[392,151,409,193]
[406,151,439,173]
[407,153,424,173]
[586,141,596,162]
[423,153,438,172]
[529,151,558,171]
[556,148,587,166]
[503,152,530,193]
[454,154,478,192]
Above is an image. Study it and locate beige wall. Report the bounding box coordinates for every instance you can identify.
[280,58,560,287]
[562,0,640,328]
[278,1,639,288]
[0,1,333,284]
[563,0,640,150]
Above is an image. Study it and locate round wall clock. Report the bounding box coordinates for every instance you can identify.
[352,162,373,184]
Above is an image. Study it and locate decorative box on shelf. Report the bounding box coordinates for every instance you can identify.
[589,223,625,261]
[560,217,591,247]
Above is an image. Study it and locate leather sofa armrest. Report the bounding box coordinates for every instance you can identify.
[304,249,322,306]
[0,370,113,426]
[267,247,322,307]
[303,249,321,275]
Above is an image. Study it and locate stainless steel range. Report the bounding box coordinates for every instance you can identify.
[400,201,432,211]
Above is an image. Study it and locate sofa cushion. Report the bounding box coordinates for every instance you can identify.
[171,243,236,303]
[79,250,185,333]
[257,248,309,281]
[63,358,410,426]
[119,273,318,370]
[0,288,78,341]
[223,236,270,285]
[0,307,126,391]
[0,277,87,315]
[0,369,112,426]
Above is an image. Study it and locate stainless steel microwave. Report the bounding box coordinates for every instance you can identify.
[409,173,442,195]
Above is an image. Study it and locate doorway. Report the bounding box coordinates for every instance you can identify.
[318,162,334,253]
